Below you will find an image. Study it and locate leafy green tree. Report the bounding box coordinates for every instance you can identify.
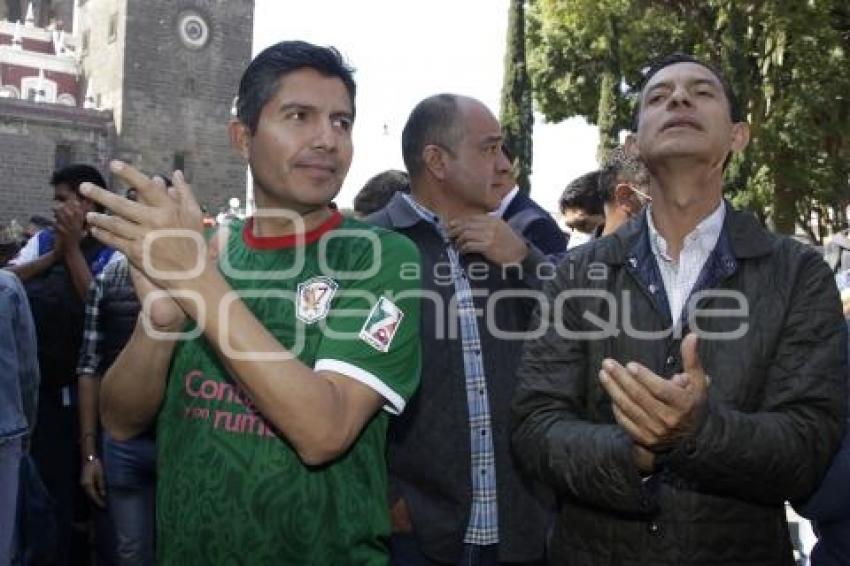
[527,0,850,237]
[500,0,535,193]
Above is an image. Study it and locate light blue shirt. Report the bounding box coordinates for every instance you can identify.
[0,270,40,441]
[401,194,500,545]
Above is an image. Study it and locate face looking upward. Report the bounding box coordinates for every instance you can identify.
[635,62,749,171]
[231,67,354,213]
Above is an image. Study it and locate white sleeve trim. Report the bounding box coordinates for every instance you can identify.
[314,358,406,415]
[8,233,41,265]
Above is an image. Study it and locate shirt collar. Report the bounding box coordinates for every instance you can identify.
[646,200,726,261]
[242,209,343,250]
[401,193,441,226]
[492,186,519,218]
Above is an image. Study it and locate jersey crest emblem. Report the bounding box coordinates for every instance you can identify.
[296,276,337,324]
[359,296,404,352]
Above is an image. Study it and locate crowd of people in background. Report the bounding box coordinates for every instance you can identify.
[2,40,850,566]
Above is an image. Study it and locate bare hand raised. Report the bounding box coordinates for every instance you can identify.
[54,198,86,254]
[80,161,207,292]
[447,215,528,265]
[129,262,186,332]
[599,333,710,453]
[126,224,230,334]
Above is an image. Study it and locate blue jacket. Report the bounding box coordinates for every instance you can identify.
[0,270,40,441]
[796,325,850,566]
[502,190,567,256]
[801,425,850,565]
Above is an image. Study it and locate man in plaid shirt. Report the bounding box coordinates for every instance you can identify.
[77,254,156,566]
[369,94,552,565]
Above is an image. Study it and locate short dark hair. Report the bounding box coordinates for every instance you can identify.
[353,169,410,216]
[559,170,604,215]
[28,215,53,229]
[236,40,356,134]
[126,174,171,202]
[50,163,107,194]
[631,52,742,132]
[598,146,649,203]
[401,94,464,179]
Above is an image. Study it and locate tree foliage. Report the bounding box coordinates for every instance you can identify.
[527,0,850,237]
[501,0,535,194]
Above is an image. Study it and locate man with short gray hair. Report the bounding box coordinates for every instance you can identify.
[370,93,550,565]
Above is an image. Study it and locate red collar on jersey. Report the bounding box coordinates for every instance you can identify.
[242,209,343,250]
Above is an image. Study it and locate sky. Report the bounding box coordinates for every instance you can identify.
[253,0,599,214]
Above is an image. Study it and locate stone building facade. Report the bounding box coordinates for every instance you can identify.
[0,0,253,224]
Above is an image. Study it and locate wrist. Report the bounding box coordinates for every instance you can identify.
[63,242,83,258]
[137,311,186,335]
[81,432,98,459]
[173,267,223,319]
[514,241,530,262]
[632,444,656,475]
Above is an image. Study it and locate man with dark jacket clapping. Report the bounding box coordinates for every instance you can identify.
[512,53,847,565]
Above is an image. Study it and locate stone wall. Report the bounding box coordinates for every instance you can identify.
[0,98,113,223]
[118,0,253,212]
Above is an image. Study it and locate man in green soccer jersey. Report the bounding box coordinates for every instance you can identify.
[78,41,422,564]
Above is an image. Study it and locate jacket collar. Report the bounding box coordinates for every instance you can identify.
[597,200,774,266]
[381,192,429,229]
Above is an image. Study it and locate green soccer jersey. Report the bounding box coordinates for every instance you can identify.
[155,211,421,565]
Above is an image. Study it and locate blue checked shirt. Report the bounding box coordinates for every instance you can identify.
[76,255,130,377]
[402,194,499,545]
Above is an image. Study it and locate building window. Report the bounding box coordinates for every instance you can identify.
[0,86,19,99]
[5,0,22,22]
[81,30,90,53]
[173,152,191,180]
[176,10,210,50]
[108,13,117,43]
[95,93,102,108]
[22,76,57,103]
[55,144,72,169]
[57,93,76,106]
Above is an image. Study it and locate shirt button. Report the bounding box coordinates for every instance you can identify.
[647,522,660,535]
[481,469,486,475]
[666,355,675,366]
[648,284,658,294]
[478,389,485,395]
[480,429,487,436]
